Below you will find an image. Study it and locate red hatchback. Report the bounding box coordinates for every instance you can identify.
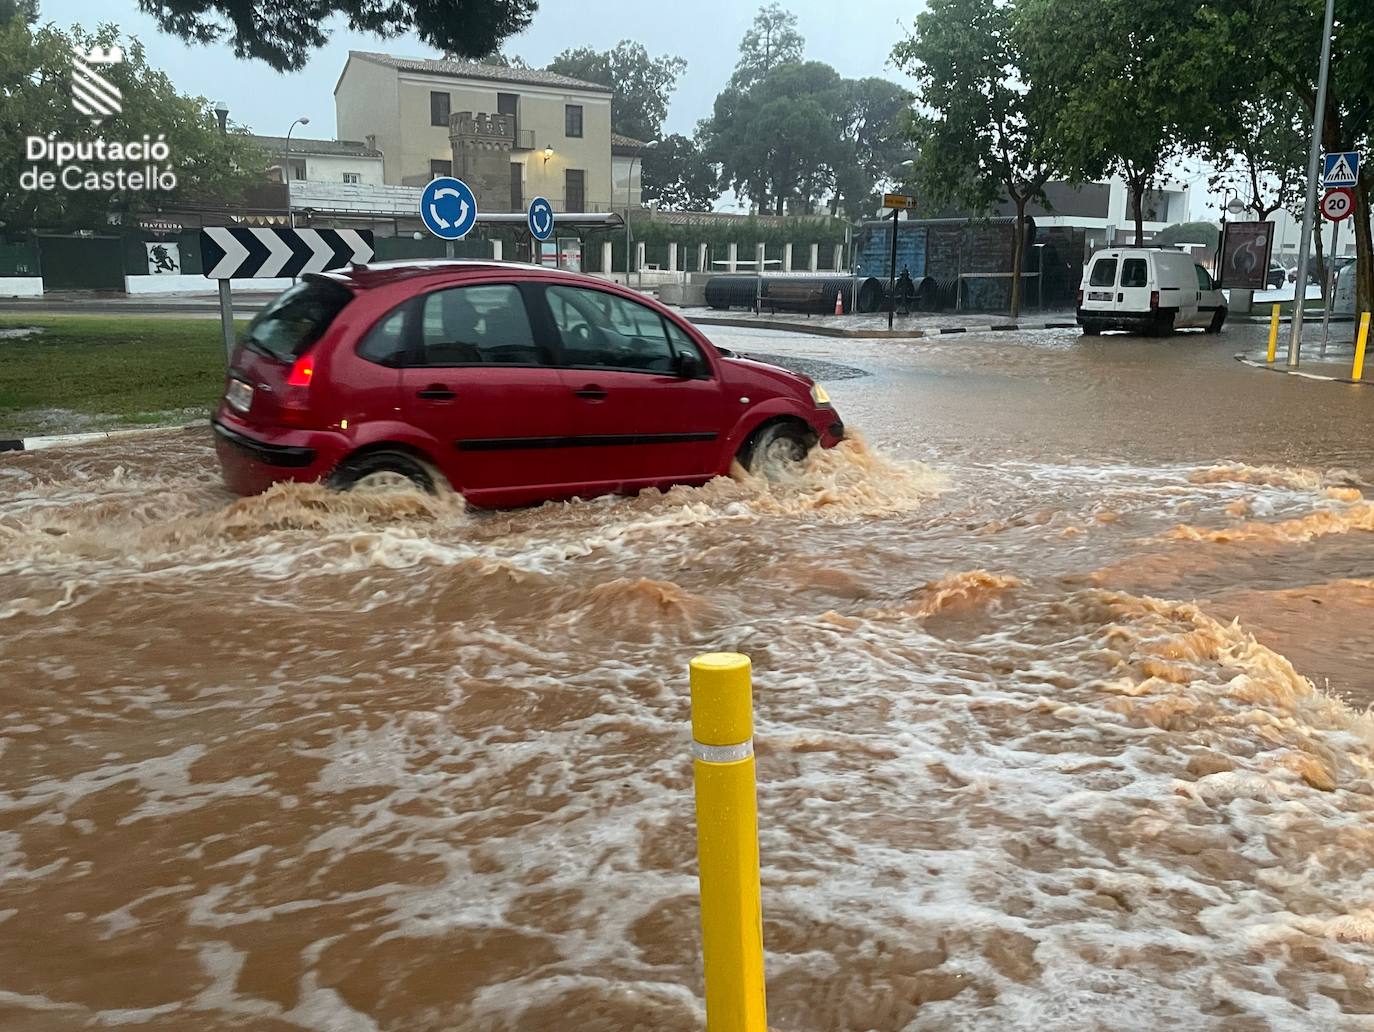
[213,262,844,507]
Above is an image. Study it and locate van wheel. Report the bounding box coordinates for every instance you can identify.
[738,422,815,480]
[1081,321,1102,337]
[1206,309,1227,334]
[330,449,435,494]
[1152,311,1176,337]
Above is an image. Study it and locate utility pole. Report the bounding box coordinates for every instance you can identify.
[1287,0,1337,368]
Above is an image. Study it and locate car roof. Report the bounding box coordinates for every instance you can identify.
[314,259,591,292]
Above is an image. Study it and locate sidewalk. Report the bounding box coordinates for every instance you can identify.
[678,306,1078,339]
[1234,335,1370,385]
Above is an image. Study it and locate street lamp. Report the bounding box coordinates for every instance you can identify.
[543,145,554,166]
[285,116,310,228]
[626,139,657,286]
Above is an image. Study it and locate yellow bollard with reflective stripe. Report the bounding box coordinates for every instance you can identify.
[1353,312,1372,382]
[690,652,767,1032]
[1267,304,1281,363]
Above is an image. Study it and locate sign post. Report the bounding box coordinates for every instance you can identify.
[199,227,375,362]
[1319,185,1357,356]
[883,193,914,329]
[420,176,479,261]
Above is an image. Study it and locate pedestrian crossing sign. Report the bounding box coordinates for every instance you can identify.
[1324,151,1360,187]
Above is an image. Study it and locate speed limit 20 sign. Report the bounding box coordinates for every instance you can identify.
[1322,187,1356,221]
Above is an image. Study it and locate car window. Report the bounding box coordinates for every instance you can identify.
[1194,265,1213,290]
[1120,259,1148,288]
[1088,259,1117,287]
[417,284,540,366]
[357,305,408,366]
[243,279,353,362]
[545,285,675,373]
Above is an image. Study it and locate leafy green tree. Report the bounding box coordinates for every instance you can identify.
[1015,0,1209,247]
[641,134,717,211]
[546,42,685,142]
[139,0,535,71]
[703,61,844,215]
[733,3,804,86]
[894,0,1065,316]
[0,0,37,25]
[2,21,268,232]
[1156,222,1220,249]
[830,76,912,218]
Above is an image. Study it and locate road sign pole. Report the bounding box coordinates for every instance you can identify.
[887,207,899,330]
[217,279,234,360]
[1287,0,1337,369]
[1321,216,1340,357]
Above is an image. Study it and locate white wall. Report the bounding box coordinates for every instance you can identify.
[611,154,643,209]
[290,180,421,216]
[125,275,293,296]
[0,277,42,297]
[302,153,385,185]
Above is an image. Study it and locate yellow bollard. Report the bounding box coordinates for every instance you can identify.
[1267,303,1281,363]
[1353,312,1372,382]
[690,652,767,1032]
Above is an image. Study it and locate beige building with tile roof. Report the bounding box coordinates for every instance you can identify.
[334,51,617,214]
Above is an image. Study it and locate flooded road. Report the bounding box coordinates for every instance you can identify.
[3,324,1374,1030]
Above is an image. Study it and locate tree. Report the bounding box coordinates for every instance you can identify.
[830,77,912,218]
[1016,0,1209,247]
[546,42,685,142]
[1,21,267,232]
[703,61,845,215]
[1206,90,1308,222]
[1156,222,1220,249]
[137,0,536,72]
[894,0,1065,317]
[641,134,717,211]
[0,0,37,24]
[733,3,804,86]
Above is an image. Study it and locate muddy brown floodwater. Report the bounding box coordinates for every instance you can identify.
[3,324,1374,1031]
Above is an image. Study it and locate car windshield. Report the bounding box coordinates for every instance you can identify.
[243,279,353,362]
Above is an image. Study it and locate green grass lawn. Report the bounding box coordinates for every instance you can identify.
[0,315,246,437]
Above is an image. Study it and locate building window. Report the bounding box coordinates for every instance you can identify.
[565,104,583,138]
[287,158,306,181]
[510,162,523,211]
[498,92,518,138]
[565,169,585,212]
[342,172,361,184]
[430,91,450,127]
[430,159,452,178]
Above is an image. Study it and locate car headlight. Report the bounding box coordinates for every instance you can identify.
[810,383,831,405]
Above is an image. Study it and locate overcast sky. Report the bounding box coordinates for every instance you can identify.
[43,0,921,139]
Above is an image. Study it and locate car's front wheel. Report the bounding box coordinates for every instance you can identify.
[1206,309,1227,334]
[1081,321,1102,337]
[738,421,816,480]
[330,448,436,494]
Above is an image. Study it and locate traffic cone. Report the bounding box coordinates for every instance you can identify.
[834,291,843,316]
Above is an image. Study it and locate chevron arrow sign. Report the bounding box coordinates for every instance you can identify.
[199,227,374,279]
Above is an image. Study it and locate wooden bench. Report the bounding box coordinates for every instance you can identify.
[763,281,826,316]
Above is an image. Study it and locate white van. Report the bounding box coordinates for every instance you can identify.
[1077,248,1227,336]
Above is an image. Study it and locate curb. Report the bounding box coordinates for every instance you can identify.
[687,315,1080,339]
[0,422,203,454]
[1232,353,1366,385]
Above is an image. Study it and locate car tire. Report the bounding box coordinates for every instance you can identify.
[330,449,436,494]
[1081,321,1102,337]
[1206,309,1227,334]
[1153,311,1176,338]
[738,421,815,480]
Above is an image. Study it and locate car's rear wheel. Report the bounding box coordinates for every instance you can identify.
[330,449,435,494]
[1152,311,1176,337]
[739,421,816,480]
[1081,321,1102,336]
[1206,309,1227,334]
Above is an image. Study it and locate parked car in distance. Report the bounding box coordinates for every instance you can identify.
[1267,264,1287,289]
[212,262,845,507]
[1077,248,1227,336]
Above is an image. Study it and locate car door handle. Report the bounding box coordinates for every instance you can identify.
[417,385,456,400]
[573,386,607,400]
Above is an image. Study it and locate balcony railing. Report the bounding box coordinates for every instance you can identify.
[512,129,536,150]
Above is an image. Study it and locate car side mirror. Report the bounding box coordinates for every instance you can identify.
[675,351,701,378]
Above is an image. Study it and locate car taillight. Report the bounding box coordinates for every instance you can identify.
[1076,289,1083,307]
[1150,290,1160,310]
[280,350,317,426]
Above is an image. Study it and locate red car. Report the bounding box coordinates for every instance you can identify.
[212,261,844,507]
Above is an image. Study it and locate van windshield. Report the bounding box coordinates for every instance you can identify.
[243,279,354,362]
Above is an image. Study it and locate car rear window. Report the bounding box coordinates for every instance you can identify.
[1121,259,1148,287]
[243,279,353,362]
[1088,259,1117,287]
